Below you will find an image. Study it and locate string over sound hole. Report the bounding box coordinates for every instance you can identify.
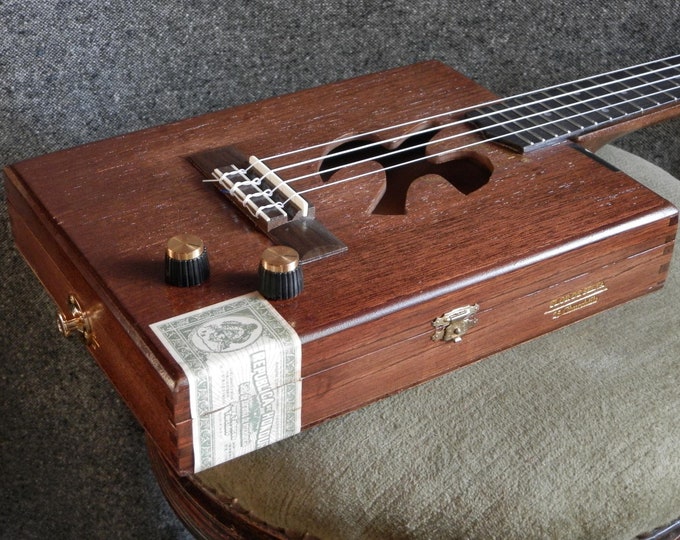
[319,129,492,215]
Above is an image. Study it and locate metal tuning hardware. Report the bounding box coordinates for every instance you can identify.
[431,304,479,343]
[57,294,95,346]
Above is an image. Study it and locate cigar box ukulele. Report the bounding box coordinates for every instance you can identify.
[5,55,680,473]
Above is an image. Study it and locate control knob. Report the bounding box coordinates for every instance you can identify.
[164,234,210,287]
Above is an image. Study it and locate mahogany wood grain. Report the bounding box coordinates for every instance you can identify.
[302,241,672,425]
[4,60,678,475]
[576,103,680,151]
[5,172,195,470]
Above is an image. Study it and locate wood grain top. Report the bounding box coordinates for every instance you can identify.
[6,59,677,384]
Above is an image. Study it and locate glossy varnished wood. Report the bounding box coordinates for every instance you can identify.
[5,61,678,473]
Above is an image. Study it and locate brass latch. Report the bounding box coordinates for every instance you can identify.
[57,294,94,346]
[431,304,479,343]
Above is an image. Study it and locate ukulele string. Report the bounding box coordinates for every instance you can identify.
[253,68,680,200]
[204,57,680,212]
[291,80,680,199]
[288,69,680,186]
[267,67,680,184]
[278,63,680,180]
[210,56,679,187]
[244,75,680,211]
[214,57,679,205]
[252,54,680,172]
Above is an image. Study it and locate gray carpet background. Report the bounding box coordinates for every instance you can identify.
[1,1,678,538]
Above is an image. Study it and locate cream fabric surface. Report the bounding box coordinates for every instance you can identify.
[199,146,680,538]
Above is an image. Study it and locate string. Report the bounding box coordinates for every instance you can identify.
[254,54,680,173]
[206,56,680,210]
[283,71,680,187]
[268,62,680,182]
[296,85,679,197]
[262,72,680,208]
[259,67,679,184]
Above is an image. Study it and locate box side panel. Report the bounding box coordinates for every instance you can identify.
[301,209,677,375]
[5,171,194,472]
[301,231,675,427]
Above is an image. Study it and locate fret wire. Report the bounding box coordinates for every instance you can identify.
[593,74,643,114]
[619,73,661,108]
[259,57,680,180]
[253,71,680,195]
[521,113,564,138]
[624,71,663,104]
[482,108,539,145]
[621,65,680,102]
[494,108,554,141]
[562,82,614,122]
[573,81,629,119]
[642,74,680,100]
[529,94,586,132]
[522,99,569,137]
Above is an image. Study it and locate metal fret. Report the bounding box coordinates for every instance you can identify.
[635,64,680,103]
[589,74,643,114]
[535,90,593,130]
[551,83,612,124]
[502,97,567,138]
[521,95,583,134]
[622,70,663,106]
[572,81,628,120]
[468,103,538,150]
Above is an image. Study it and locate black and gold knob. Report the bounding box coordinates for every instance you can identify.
[258,246,303,300]
[164,234,210,287]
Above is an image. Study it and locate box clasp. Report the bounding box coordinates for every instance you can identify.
[431,304,479,343]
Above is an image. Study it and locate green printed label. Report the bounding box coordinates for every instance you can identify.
[151,293,301,472]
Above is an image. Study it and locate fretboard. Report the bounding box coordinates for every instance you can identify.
[468,55,680,152]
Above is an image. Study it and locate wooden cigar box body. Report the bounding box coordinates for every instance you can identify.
[5,60,677,473]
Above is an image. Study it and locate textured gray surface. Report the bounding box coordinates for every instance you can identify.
[1,1,678,538]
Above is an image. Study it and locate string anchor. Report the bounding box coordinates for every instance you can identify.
[187,144,347,263]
